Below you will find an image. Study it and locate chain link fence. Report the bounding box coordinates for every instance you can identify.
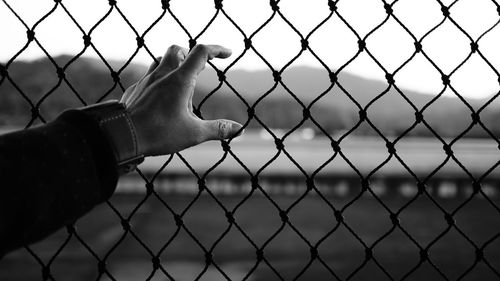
[1,0,500,280]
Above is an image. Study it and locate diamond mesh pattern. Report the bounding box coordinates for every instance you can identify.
[1,0,500,280]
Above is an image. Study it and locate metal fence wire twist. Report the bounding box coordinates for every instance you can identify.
[1,0,500,280]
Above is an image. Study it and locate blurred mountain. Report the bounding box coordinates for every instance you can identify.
[0,55,143,125]
[0,56,498,138]
[197,66,490,137]
[199,66,461,108]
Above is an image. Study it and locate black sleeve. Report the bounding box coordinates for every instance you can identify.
[0,109,118,257]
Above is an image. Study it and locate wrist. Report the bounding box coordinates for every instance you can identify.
[80,100,145,174]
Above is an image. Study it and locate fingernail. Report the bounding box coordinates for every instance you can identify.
[231,122,244,137]
[222,47,233,57]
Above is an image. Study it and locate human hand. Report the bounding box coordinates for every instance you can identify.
[121,44,243,157]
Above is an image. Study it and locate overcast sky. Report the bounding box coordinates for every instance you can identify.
[1,0,500,99]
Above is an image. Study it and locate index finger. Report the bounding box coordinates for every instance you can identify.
[178,44,232,77]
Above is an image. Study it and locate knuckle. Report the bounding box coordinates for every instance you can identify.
[179,47,188,56]
[168,44,181,54]
[193,44,207,54]
[218,121,229,139]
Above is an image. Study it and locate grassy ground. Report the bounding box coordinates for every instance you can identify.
[1,192,499,281]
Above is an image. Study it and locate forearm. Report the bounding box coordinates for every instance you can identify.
[0,110,118,257]
[0,43,243,257]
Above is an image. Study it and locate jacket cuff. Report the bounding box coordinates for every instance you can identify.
[79,101,144,174]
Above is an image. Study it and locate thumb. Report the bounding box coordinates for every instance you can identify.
[201,119,244,141]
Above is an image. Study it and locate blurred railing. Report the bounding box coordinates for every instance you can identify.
[1,0,500,280]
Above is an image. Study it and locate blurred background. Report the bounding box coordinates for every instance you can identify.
[1,0,500,280]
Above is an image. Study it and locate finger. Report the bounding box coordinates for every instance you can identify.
[200,119,244,141]
[156,45,188,75]
[121,82,137,105]
[124,57,161,106]
[179,44,232,77]
[145,56,162,76]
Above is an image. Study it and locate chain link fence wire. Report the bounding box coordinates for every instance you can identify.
[1,0,500,280]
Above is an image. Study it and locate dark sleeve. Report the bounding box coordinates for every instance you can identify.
[0,109,118,257]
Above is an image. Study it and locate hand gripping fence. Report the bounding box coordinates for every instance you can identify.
[1,0,500,280]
